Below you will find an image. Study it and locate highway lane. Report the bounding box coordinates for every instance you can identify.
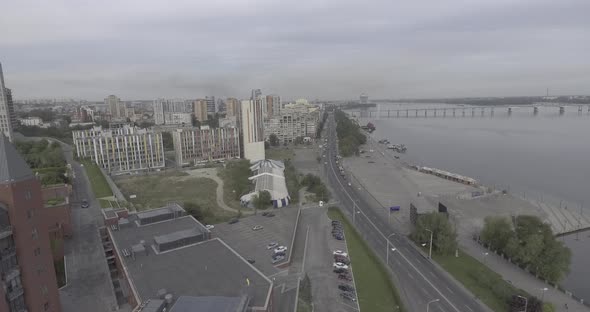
[323,112,489,312]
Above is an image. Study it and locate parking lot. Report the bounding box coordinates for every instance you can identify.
[211,207,299,276]
[302,208,359,312]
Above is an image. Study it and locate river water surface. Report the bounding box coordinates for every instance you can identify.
[357,103,590,300]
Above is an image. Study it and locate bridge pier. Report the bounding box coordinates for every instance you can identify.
[406,109,409,118]
[443,109,446,117]
[397,110,399,117]
[508,107,512,116]
[471,108,475,117]
[434,109,437,117]
[481,108,484,117]
[415,110,418,117]
[559,106,565,115]
[491,107,494,117]
[533,106,538,115]
[453,108,456,117]
[462,109,465,117]
[578,106,583,113]
[424,110,427,117]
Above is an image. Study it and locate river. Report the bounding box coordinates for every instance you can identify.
[355,103,590,301]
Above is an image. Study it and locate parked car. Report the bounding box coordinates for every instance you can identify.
[265,213,275,217]
[333,250,348,257]
[205,225,214,230]
[340,293,357,302]
[338,274,352,281]
[252,225,263,231]
[334,257,350,265]
[247,259,255,264]
[81,200,89,208]
[228,218,239,224]
[274,246,287,253]
[333,262,349,270]
[334,235,344,240]
[271,255,285,264]
[331,221,341,225]
[266,242,279,250]
[333,268,347,274]
[338,284,355,292]
[261,212,269,216]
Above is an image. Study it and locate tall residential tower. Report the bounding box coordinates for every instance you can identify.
[0,62,15,141]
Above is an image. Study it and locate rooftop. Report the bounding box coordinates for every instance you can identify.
[169,296,248,312]
[109,208,272,309]
[0,134,34,184]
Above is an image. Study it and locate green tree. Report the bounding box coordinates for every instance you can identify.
[481,216,514,251]
[412,212,457,255]
[161,131,174,151]
[184,201,203,220]
[252,190,272,210]
[269,133,280,146]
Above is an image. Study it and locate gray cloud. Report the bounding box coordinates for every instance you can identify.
[1,0,589,100]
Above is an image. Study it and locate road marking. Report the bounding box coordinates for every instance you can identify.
[464,304,474,312]
[445,286,455,294]
[429,271,436,278]
[268,270,289,278]
[408,272,415,280]
[326,126,463,312]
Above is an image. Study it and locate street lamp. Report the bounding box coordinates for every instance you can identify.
[426,299,440,312]
[541,287,548,302]
[482,252,489,265]
[352,202,361,225]
[386,233,396,265]
[425,228,433,259]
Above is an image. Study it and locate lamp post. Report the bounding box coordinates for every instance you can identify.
[352,202,360,225]
[482,252,489,265]
[426,299,440,312]
[425,228,433,259]
[516,295,528,312]
[386,233,396,265]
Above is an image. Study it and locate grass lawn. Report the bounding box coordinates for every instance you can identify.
[433,249,526,312]
[54,257,66,288]
[79,159,113,198]
[327,207,405,312]
[266,147,295,161]
[115,172,233,223]
[297,275,313,312]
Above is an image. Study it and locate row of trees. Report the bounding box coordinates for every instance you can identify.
[480,215,571,283]
[334,110,366,156]
[301,173,331,202]
[316,112,328,138]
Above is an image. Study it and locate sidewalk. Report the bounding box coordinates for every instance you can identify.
[460,236,588,312]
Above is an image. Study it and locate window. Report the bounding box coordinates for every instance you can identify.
[44,302,49,311]
[34,247,41,256]
[32,228,38,239]
[25,191,32,200]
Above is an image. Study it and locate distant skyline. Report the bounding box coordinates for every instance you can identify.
[1,0,589,100]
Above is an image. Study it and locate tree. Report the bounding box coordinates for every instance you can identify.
[269,133,280,147]
[184,202,203,220]
[161,131,174,151]
[294,136,304,145]
[481,216,514,251]
[252,190,272,210]
[412,212,457,256]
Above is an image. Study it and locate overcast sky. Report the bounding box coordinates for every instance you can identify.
[1,0,589,101]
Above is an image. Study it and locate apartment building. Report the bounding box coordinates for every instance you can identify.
[241,95,265,161]
[0,135,62,312]
[0,62,15,141]
[193,99,208,122]
[153,99,192,125]
[264,101,320,144]
[172,127,240,166]
[72,126,165,173]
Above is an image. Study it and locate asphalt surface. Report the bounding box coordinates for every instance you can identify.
[324,112,491,312]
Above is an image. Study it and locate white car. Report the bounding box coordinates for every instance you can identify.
[252,225,263,231]
[333,250,348,257]
[266,242,279,250]
[205,225,214,230]
[274,246,288,254]
[333,262,349,269]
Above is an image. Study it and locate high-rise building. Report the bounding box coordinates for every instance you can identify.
[206,96,215,114]
[265,94,281,118]
[217,98,226,113]
[105,95,123,118]
[241,94,265,161]
[72,126,165,173]
[0,135,63,312]
[172,127,240,166]
[264,101,320,144]
[225,98,240,117]
[153,99,192,125]
[360,93,369,105]
[193,99,208,122]
[0,62,15,142]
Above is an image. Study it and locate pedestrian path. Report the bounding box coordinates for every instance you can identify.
[460,237,588,312]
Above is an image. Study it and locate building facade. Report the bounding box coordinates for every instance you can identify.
[193,99,208,122]
[172,127,240,166]
[105,95,124,119]
[206,96,215,114]
[241,97,265,161]
[18,117,43,127]
[72,126,165,173]
[153,99,192,125]
[225,98,240,117]
[0,135,63,312]
[264,94,281,118]
[163,112,192,126]
[264,102,320,144]
[0,63,15,141]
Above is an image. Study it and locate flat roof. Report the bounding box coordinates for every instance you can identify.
[110,216,271,309]
[169,296,248,312]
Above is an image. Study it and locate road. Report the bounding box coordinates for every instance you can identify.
[323,112,491,312]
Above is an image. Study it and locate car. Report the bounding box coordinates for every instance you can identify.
[324,161,328,165]
[334,256,350,264]
[333,262,349,270]
[247,259,256,264]
[334,235,344,240]
[340,293,357,302]
[265,213,275,217]
[333,268,347,274]
[228,218,239,224]
[252,225,263,231]
[331,221,341,225]
[333,250,348,257]
[274,246,287,253]
[369,149,374,152]
[261,212,269,216]
[368,160,375,163]
[394,155,400,159]
[205,225,214,230]
[338,284,355,292]
[338,274,352,281]
[271,255,285,264]
[266,242,279,249]
[81,200,89,208]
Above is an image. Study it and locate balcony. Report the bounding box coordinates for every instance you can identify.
[0,225,13,239]
[7,285,24,301]
[0,246,16,259]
